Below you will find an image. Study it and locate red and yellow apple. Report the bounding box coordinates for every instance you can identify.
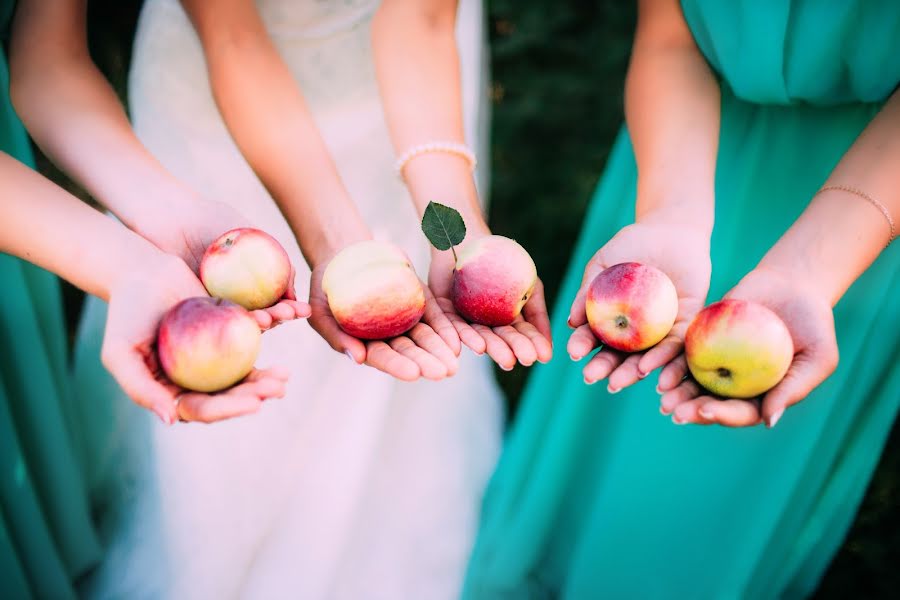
[322,240,425,340]
[585,262,678,352]
[157,297,261,392]
[451,235,537,327]
[685,299,794,398]
[200,228,292,310]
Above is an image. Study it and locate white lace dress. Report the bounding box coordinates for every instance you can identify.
[74,1,501,598]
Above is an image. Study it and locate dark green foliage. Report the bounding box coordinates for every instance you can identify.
[422,201,467,253]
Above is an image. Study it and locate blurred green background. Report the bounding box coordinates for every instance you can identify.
[39,1,899,597]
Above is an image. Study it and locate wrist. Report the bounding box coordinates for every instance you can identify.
[635,182,715,235]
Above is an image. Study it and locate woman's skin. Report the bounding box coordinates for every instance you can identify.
[372,0,553,370]
[571,0,899,428]
[661,88,900,428]
[7,0,308,423]
[567,0,718,389]
[180,0,462,382]
[0,151,290,425]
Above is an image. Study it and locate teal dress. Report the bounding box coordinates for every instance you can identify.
[0,1,103,597]
[465,1,900,598]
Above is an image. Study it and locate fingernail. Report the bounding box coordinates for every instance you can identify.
[660,405,671,416]
[672,413,685,425]
[345,350,357,364]
[699,406,715,420]
[638,370,648,379]
[655,385,663,394]
[501,364,514,372]
[767,409,784,429]
[154,406,173,426]
[584,377,595,386]
[569,354,578,361]
[567,316,575,328]
[607,385,620,394]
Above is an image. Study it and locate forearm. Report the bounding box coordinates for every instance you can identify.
[9,0,195,235]
[182,0,370,267]
[758,89,900,305]
[372,0,488,236]
[0,152,173,301]
[626,0,719,232]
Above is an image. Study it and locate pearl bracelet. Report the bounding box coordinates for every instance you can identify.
[395,141,477,179]
[816,185,896,247]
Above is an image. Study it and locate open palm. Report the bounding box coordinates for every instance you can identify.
[659,266,837,427]
[428,250,552,371]
[102,255,292,424]
[568,221,711,390]
[307,262,459,381]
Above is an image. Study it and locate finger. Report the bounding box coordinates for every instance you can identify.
[177,393,262,424]
[423,292,461,356]
[267,301,303,323]
[436,298,486,354]
[284,299,312,318]
[658,354,689,393]
[251,309,274,330]
[659,378,702,416]
[227,374,287,400]
[522,280,552,341]
[762,344,838,428]
[244,365,290,382]
[364,341,421,381]
[472,324,516,371]
[308,315,367,363]
[607,353,644,392]
[637,334,684,378]
[567,324,600,361]
[569,261,605,328]
[101,344,177,424]
[694,398,762,428]
[389,335,448,381]
[493,325,538,367]
[583,348,625,385]
[513,320,553,363]
[408,323,459,376]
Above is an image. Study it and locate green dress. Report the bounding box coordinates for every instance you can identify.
[0,1,103,597]
[465,1,900,598]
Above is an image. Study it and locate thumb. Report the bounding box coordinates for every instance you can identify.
[761,343,839,427]
[101,344,178,424]
[569,261,605,328]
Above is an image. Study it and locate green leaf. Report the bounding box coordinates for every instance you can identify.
[421,201,467,252]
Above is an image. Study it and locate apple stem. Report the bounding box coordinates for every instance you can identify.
[450,244,458,265]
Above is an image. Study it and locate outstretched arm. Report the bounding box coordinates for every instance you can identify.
[372,0,552,369]
[663,89,900,428]
[181,0,459,380]
[568,0,720,391]
[0,152,288,424]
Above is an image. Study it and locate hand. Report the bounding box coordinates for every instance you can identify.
[568,219,711,390]
[136,192,304,328]
[101,254,291,424]
[428,244,552,371]
[659,266,838,428]
[307,260,460,381]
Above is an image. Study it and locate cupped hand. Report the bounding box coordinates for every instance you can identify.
[568,221,711,390]
[307,261,460,381]
[137,193,305,328]
[428,248,553,371]
[659,266,838,428]
[102,254,290,425]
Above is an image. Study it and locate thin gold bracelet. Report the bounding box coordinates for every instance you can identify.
[816,185,896,247]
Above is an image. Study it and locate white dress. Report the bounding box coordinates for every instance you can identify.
[73,1,501,598]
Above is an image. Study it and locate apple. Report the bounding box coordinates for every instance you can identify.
[322,240,426,340]
[200,228,291,310]
[157,297,261,392]
[585,262,678,352]
[451,235,537,327]
[685,299,794,398]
